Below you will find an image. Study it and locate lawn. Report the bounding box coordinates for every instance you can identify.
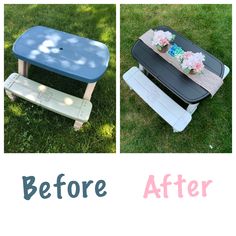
[4,4,116,153]
[120,4,232,153]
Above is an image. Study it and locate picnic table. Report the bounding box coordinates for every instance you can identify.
[123,26,229,132]
[4,26,110,130]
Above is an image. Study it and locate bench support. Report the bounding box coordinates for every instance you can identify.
[5,90,17,101]
[74,120,84,131]
[187,103,199,115]
[73,82,96,131]
[6,60,30,101]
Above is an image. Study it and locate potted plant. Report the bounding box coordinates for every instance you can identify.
[152,30,175,53]
[178,51,205,74]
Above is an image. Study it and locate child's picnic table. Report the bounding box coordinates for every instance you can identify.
[4,26,110,130]
[123,26,229,132]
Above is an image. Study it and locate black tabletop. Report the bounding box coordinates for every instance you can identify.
[131,26,225,104]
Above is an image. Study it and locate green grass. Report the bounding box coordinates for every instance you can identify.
[120,4,232,153]
[4,4,116,153]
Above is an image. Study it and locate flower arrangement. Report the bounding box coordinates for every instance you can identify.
[178,51,205,74]
[152,30,175,53]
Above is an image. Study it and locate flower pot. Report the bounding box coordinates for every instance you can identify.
[157,45,169,53]
[189,69,197,75]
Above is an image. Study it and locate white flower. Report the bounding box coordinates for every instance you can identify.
[152,30,175,47]
[165,31,173,41]
[194,52,205,62]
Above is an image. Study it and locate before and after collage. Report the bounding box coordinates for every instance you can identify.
[4,4,232,153]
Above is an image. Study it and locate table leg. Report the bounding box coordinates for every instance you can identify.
[187,103,199,115]
[73,82,97,131]
[139,64,144,72]
[18,59,29,77]
[139,64,150,76]
[83,82,97,100]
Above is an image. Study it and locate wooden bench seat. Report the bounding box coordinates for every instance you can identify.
[123,67,192,132]
[4,73,92,123]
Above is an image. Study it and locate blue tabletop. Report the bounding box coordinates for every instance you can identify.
[13,26,110,83]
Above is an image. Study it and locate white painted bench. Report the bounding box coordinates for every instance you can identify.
[123,67,192,132]
[4,73,92,125]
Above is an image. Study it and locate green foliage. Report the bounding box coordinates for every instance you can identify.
[120,4,232,153]
[4,4,116,153]
[156,44,162,51]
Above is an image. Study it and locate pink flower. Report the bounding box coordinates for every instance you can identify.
[194,62,204,72]
[183,51,193,59]
[160,38,169,46]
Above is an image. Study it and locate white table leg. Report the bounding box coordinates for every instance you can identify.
[18,59,29,77]
[139,64,144,72]
[187,103,199,115]
[139,64,150,76]
[73,82,96,131]
[83,82,97,100]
